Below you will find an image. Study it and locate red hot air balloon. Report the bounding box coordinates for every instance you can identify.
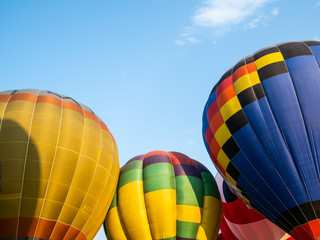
[215,173,293,240]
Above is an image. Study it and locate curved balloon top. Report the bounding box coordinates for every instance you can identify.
[104,150,222,240]
[0,89,119,239]
[202,41,320,240]
[215,173,292,240]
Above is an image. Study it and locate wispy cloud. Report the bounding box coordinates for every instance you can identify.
[316,0,320,6]
[244,7,279,30]
[174,35,201,46]
[192,0,273,27]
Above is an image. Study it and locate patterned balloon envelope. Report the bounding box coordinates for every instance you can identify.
[0,89,119,240]
[104,151,222,240]
[215,173,292,240]
[202,41,320,240]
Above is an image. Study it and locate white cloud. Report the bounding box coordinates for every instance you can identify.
[192,0,273,27]
[244,7,279,30]
[175,36,201,46]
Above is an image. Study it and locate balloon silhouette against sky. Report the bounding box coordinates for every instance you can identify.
[203,41,320,240]
[104,150,222,240]
[0,89,119,240]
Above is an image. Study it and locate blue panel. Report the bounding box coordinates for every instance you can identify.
[309,45,320,67]
[285,55,320,201]
[242,98,308,205]
[231,125,299,212]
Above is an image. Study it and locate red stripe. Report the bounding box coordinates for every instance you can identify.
[290,220,320,240]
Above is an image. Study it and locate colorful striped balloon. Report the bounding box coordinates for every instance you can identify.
[202,41,320,240]
[104,151,222,240]
[0,89,119,239]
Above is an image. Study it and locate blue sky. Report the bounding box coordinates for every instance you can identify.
[0,0,319,239]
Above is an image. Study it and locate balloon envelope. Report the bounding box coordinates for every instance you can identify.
[215,173,292,240]
[202,41,320,240]
[0,89,119,239]
[104,151,222,240]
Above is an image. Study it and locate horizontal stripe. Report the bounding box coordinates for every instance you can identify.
[143,162,175,193]
[217,150,230,171]
[233,74,252,94]
[0,217,86,239]
[177,221,199,239]
[275,200,320,232]
[119,169,142,188]
[225,109,248,134]
[143,154,172,168]
[257,61,288,81]
[254,46,279,60]
[237,87,257,108]
[215,124,232,147]
[278,41,313,59]
[216,75,233,95]
[222,137,240,159]
[290,219,320,240]
[177,204,201,223]
[255,52,284,70]
[174,164,202,178]
[219,96,242,121]
[209,111,224,134]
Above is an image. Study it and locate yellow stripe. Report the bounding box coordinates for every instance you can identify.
[220,96,242,121]
[144,189,176,239]
[118,181,152,240]
[214,124,231,147]
[249,71,261,86]
[255,52,284,70]
[217,150,230,171]
[105,207,127,240]
[196,196,222,240]
[233,74,252,94]
[226,173,237,186]
[177,204,201,223]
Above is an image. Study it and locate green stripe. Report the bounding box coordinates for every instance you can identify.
[119,168,143,188]
[143,162,175,193]
[109,186,118,209]
[121,159,143,173]
[177,220,199,239]
[176,175,204,207]
[201,172,220,199]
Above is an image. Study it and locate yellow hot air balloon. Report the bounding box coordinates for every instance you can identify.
[0,89,119,240]
[104,151,222,240]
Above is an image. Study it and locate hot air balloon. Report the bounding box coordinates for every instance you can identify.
[202,40,320,240]
[104,150,222,240]
[0,89,119,240]
[215,173,292,240]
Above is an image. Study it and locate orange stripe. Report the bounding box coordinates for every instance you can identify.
[216,85,236,108]
[207,101,220,120]
[63,101,83,115]
[145,150,169,158]
[50,221,70,240]
[0,217,87,239]
[84,110,99,124]
[210,137,221,159]
[9,93,37,103]
[37,95,61,107]
[233,65,249,82]
[64,226,83,240]
[0,94,10,102]
[290,219,320,240]
[210,112,224,134]
[246,62,257,73]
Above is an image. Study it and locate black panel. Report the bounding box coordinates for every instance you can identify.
[223,180,238,203]
[275,200,320,232]
[222,137,240,159]
[252,83,266,99]
[254,46,279,60]
[303,40,320,47]
[226,162,240,181]
[225,110,249,134]
[237,87,257,108]
[277,42,313,59]
[258,61,288,82]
